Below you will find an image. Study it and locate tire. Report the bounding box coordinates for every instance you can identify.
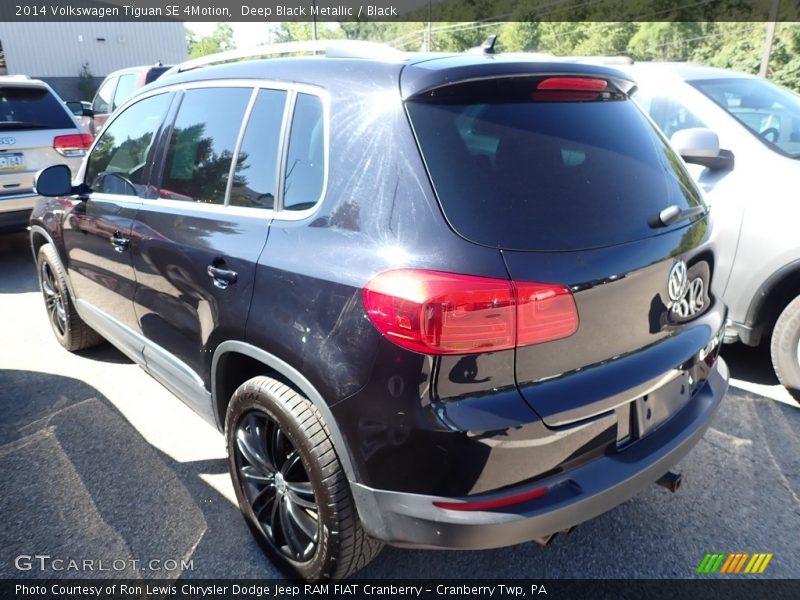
[225,376,383,580]
[771,294,800,404]
[36,244,103,352]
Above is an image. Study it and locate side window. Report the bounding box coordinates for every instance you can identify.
[283,93,325,211]
[113,74,138,109]
[159,87,251,205]
[229,89,287,209]
[85,93,171,196]
[633,89,706,138]
[92,77,116,114]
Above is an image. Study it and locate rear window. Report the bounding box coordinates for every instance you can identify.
[406,77,704,251]
[0,85,75,130]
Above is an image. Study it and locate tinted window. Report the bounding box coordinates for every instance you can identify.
[113,74,138,109]
[160,87,251,205]
[283,93,324,211]
[229,89,286,209]
[406,77,704,252]
[692,77,800,158]
[0,86,74,130]
[93,77,116,114]
[86,93,171,196]
[632,89,706,138]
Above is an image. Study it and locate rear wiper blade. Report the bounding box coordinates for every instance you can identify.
[0,121,50,129]
[650,205,707,228]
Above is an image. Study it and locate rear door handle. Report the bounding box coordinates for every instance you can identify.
[207,263,238,289]
[109,231,130,253]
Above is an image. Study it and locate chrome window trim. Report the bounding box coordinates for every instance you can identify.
[125,78,330,223]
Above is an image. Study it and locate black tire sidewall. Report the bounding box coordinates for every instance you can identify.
[225,382,338,579]
[36,245,71,347]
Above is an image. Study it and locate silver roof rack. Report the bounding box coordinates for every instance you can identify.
[162,40,404,78]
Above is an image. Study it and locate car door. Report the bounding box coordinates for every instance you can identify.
[62,91,174,361]
[131,85,286,415]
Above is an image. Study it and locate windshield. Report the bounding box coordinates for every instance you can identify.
[691,77,800,158]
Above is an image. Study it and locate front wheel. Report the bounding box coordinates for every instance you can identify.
[771,294,800,404]
[225,376,382,579]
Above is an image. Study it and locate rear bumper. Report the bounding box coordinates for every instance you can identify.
[352,357,728,550]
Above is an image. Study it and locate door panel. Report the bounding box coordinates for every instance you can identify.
[131,87,284,393]
[64,92,173,344]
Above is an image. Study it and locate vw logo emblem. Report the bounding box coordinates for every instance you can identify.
[668,260,688,303]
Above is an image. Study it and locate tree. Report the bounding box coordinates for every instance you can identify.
[187,24,236,59]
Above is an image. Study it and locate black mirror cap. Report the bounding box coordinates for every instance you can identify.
[34,164,73,197]
[682,149,735,171]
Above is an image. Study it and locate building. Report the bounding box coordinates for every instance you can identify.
[0,22,187,100]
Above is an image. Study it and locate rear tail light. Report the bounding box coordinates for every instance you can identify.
[362,269,578,355]
[53,133,93,157]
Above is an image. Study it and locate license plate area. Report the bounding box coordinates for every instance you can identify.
[0,153,25,171]
[617,371,692,447]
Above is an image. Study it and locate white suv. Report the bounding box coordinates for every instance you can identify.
[0,76,90,232]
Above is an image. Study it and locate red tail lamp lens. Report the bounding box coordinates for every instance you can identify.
[537,77,608,91]
[434,486,548,511]
[363,269,578,355]
[53,134,93,157]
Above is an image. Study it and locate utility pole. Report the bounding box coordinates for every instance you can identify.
[759,0,781,78]
[312,0,318,42]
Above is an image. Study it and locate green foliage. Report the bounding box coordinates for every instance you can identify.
[187,24,236,59]
[77,62,96,100]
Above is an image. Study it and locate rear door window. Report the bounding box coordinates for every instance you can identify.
[159,87,251,205]
[0,86,75,130]
[406,77,704,252]
[229,89,286,210]
[283,93,325,211]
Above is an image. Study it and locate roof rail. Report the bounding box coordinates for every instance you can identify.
[162,40,403,78]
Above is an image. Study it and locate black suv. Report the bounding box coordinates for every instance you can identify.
[31,42,729,580]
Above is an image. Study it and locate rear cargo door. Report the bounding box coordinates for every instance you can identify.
[405,74,715,426]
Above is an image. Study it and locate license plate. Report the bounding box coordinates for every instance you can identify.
[0,153,24,171]
[633,372,692,439]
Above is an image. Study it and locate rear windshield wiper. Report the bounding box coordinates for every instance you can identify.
[650,204,707,228]
[0,121,50,130]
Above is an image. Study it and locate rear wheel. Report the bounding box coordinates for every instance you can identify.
[770,295,800,404]
[36,244,103,352]
[225,376,382,579]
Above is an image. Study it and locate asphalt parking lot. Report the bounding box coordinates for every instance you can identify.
[1,230,798,580]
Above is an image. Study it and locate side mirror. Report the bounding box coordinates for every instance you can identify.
[34,165,73,197]
[670,128,734,170]
[66,101,94,117]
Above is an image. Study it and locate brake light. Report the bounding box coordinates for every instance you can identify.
[362,269,578,355]
[537,77,608,91]
[53,133,93,157]
[434,486,548,511]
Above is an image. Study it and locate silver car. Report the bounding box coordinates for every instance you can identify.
[628,63,800,403]
[0,76,90,232]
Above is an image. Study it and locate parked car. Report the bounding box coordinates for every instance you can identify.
[625,63,800,403]
[31,41,728,580]
[0,76,91,232]
[88,63,171,134]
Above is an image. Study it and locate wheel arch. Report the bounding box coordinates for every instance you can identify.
[743,259,800,346]
[211,340,360,484]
